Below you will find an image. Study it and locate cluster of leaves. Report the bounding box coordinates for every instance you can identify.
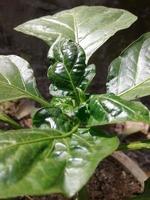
[0,6,150,199]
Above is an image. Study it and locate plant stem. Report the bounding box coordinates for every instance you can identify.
[76,186,89,200]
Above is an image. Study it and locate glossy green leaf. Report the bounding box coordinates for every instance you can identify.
[49,84,69,97]
[0,55,49,107]
[48,39,86,97]
[50,96,75,116]
[33,107,78,132]
[15,6,137,62]
[0,128,119,198]
[48,39,95,99]
[80,64,96,91]
[107,33,150,100]
[86,94,150,126]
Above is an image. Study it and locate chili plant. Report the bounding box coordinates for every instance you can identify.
[0,5,149,199]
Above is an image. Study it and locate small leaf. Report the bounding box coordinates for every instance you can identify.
[49,84,69,97]
[107,33,150,100]
[0,55,38,101]
[80,64,96,91]
[50,96,75,116]
[86,94,150,126]
[33,107,78,132]
[0,112,20,128]
[48,39,95,99]
[47,39,86,97]
[15,6,137,62]
[127,140,150,150]
[0,128,119,198]
[0,55,49,106]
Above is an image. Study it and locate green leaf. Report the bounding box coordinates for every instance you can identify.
[107,33,150,100]
[49,84,69,97]
[0,128,119,198]
[0,55,49,106]
[0,112,20,128]
[85,94,150,126]
[50,96,75,116]
[79,64,96,91]
[33,107,78,132]
[48,39,95,99]
[127,140,150,150]
[15,6,137,62]
[48,39,86,99]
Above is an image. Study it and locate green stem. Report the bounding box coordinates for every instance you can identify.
[76,186,89,200]
[119,140,150,151]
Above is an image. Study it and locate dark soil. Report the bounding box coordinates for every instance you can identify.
[87,157,141,200]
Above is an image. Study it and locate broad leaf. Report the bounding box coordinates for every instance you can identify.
[15,6,137,62]
[0,128,119,198]
[0,55,42,103]
[83,94,150,126]
[33,107,78,132]
[107,33,150,100]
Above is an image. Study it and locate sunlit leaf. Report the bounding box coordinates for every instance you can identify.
[107,33,150,100]
[15,6,137,62]
[0,128,119,198]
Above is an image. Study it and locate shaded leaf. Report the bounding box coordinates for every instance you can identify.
[15,6,137,62]
[86,94,150,126]
[0,55,42,103]
[80,64,96,91]
[0,128,119,198]
[33,107,78,132]
[107,33,150,100]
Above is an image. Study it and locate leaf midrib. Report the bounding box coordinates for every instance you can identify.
[0,132,72,151]
[119,76,150,98]
[100,95,137,114]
